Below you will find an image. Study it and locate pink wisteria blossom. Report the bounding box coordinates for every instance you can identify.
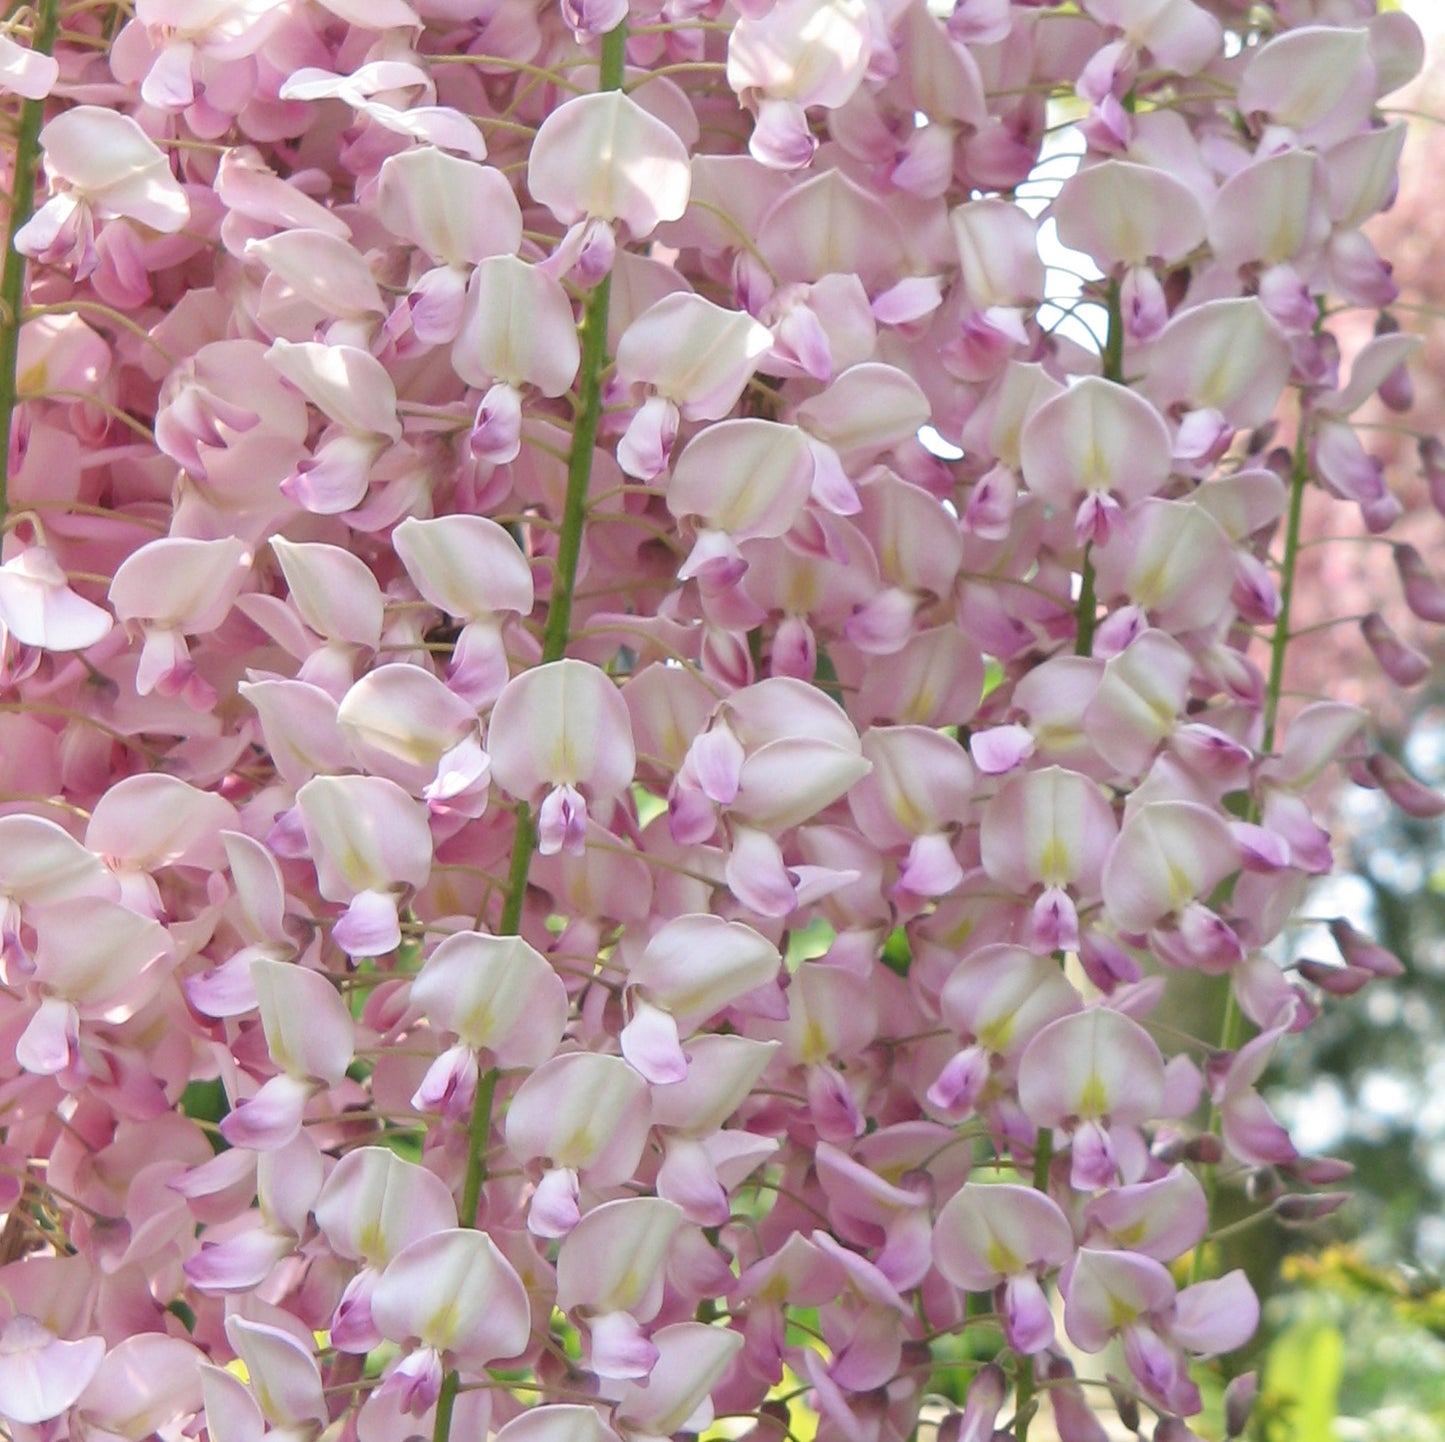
[0,2,1435,1440]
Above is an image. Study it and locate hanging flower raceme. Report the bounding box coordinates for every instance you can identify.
[0,1,1427,1439]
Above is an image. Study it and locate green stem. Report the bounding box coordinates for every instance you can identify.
[535,20,626,662]
[1074,550,1096,657]
[1263,425,1310,757]
[1189,419,1310,1287]
[458,1067,500,1230]
[1031,1129,1053,1192]
[0,0,60,523]
[1073,281,1123,655]
[431,1363,461,1442]
[1014,1360,1038,1442]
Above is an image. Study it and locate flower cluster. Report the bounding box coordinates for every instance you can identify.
[0,2,1436,1440]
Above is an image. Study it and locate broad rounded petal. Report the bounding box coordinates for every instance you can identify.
[529,90,690,236]
[734,734,872,832]
[1062,1248,1177,1353]
[979,766,1117,897]
[1207,150,1327,271]
[0,1319,104,1425]
[393,513,534,621]
[614,1323,743,1438]
[239,678,353,787]
[488,659,635,804]
[727,0,871,110]
[1020,377,1172,507]
[1084,630,1195,778]
[495,1405,621,1442]
[1102,800,1237,934]
[1084,1166,1208,1262]
[1171,1270,1259,1355]
[629,914,782,1028]
[1092,497,1236,633]
[555,1197,683,1317]
[296,774,433,898]
[1017,1008,1165,1128]
[251,957,355,1085]
[109,536,251,630]
[377,147,523,265]
[1142,298,1291,430]
[505,1052,651,1182]
[0,34,59,100]
[32,896,171,1010]
[77,1333,205,1438]
[794,364,932,459]
[247,230,385,318]
[224,1319,326,1431]
[950,198,1044,309]
[1238,24,1374,140]
[616,293,772,417]
[933,1183,1075,1290]
[265,339,401,440]
[0,814,117,906]
[86,772,237,873]
[316,1148,459,1267]
[337,664,477,785]
[668,418,815,540]
[0,547,112,651]
[453,255,579,396]
[270,538,385,649]
[649,1035,780,1137]
[410,931,568,1067]
[1053,159,1206,270]
[371,1229,530,1363]
[850,725,974,847]
[39,106,188,231]
[757,170,906,293]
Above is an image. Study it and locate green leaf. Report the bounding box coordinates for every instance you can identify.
[1263,1320,1343,1441]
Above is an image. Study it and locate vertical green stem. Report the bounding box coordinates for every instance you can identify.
[1263,425,1310,757]
[458,1066,500,1229]
[1073,551,1096,658]
[0,0,60,523]
[1073,281,1123,656]
[433,23,629,1442]
[1189,418,1310,1288]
